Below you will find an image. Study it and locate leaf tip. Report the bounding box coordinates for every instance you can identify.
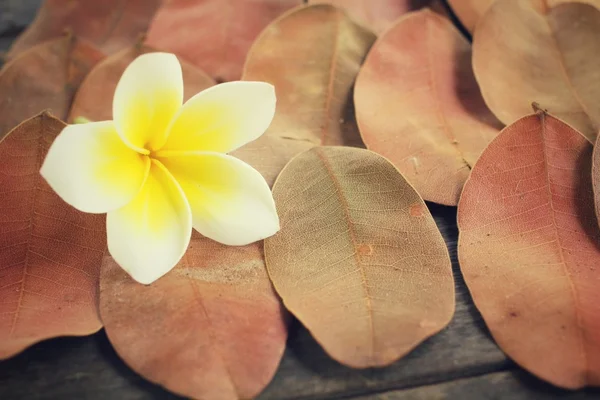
[40,109,56,120]
[531,102,548,115]
[62,28,75,42]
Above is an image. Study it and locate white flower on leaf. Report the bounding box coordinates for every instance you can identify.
[40,52,280,285]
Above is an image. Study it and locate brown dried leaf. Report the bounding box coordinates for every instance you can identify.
[145,0,301,82]
[69,44,215,123]
[233,4,376,187]
[307,0,447,34]
[449,0,600,33]
[100,235,288,400]
[0,35,103,139]
[355,10,501,206]
[458,110,600,389]
[0,113,106,360]
[265,146,455,368]
[7,0,162,59]
[473,0,600,141]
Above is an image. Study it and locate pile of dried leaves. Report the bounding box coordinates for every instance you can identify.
[1,0,600,398]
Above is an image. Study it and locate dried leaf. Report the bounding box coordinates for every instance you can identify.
[308,0,448,34]
[231,135,314,188]
[0,113,106,360]
[265,146,455,368]
[472,0,600,141]
[355,10,501,206]
[458,109,600,389]
[100,235,288,400]
[447,0,494,33]
[0,35,104,139]
[449,0,600,33]
[69,44,215,123]
[145,0,301,82]
[7,0,162,59]
[233,4,376,187]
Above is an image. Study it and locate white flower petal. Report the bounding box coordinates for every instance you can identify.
[113,52,183,152]
[40,121,149,213]
[107,160,192,284]
[158,81,276,154]
[159,152,280,246]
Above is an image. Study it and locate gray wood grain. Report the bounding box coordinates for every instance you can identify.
[351,371,600,400]
[0,35,13,52]
[0,0,42,35]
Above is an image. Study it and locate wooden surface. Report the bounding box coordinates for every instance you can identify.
[0,1,599,399]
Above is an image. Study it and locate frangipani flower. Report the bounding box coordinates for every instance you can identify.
[40,53,280,284]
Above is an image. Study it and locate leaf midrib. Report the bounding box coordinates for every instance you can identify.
[425,12,472,170]
[314,147,376,361]
[543,13,595,130]
[319,9,342,146]
[538,112,589,382]
[9,118,46,337]
[189,279,241,398]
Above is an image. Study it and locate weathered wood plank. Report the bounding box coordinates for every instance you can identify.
[0,0,42,35]
[0,35,13,52]
[0,333,180,400]
[350,371,600,400]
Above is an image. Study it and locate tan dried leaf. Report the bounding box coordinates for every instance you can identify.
[458,110,600,389]
[265,146,455,368]
[100,235,288,400]
[473,0,600,141]
[69,44,215,123]
[0,35,103,139]
[233,4,376,187]
[355,10,501,206]
[0,113,106,360]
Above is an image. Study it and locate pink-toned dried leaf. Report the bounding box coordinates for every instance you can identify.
[100,235,288,400]
[265,146,455,368]
[458,109,600,389]
[0,113,106,360]
[233,4,376,187]
[473,0,600,141]
[355,10,501,206]
[307,0,447,34]
[69,44,215,123]
[0,35,104,139]
[145,0,301,82]
[7,0,162,59]
[449,0,600,33]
